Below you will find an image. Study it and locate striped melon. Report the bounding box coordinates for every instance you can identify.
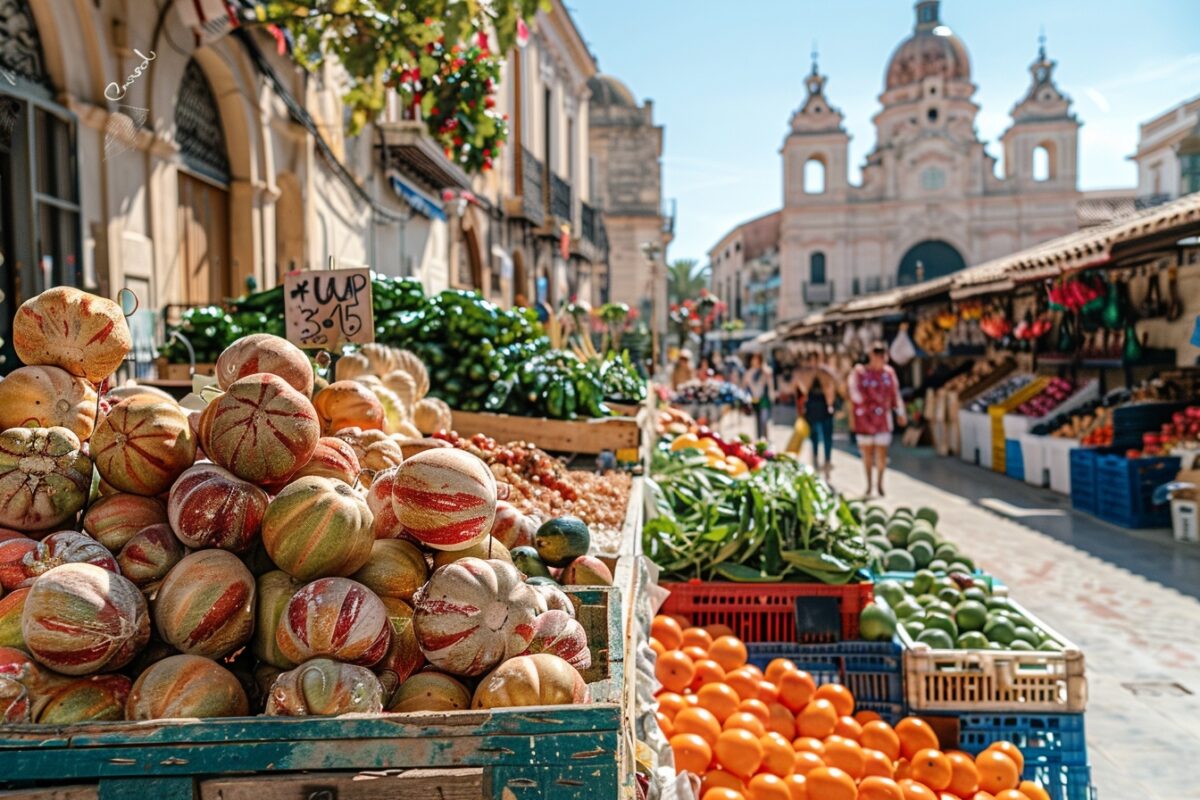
[349,539,428,603]
[116,524,186,590]
[153,550,255,659]
[275,577,391,667]
[0,530,118,589]
[471,653,588,709]
[261,476,374,581]
[126,654,248,720]
[12,287,131,383]
[291,437,361,485]
[216,334,314,398]
[252,570,303,669]
[82,493,168,551]
[90,397,195,496]
[167,463,269,553]
[520,609,591,670]
[390,449,496,552]
[265,658,384,716]
[386,670,469,713]
[0,365,98,441]
[0,427,92,533]
[36,674,131,724]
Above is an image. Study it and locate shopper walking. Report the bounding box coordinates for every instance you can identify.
[671,350,695,390]
[801,351,838,480]
[742,352,775,440]
[848,341,906,497]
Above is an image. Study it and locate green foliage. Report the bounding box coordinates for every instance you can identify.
[667,258,709,306]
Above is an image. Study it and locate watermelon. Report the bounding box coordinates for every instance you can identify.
[533,517,590,568]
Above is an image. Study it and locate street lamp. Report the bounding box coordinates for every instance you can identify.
[641,241,662,368]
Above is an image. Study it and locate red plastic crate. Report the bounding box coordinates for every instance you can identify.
[658,580,874,643]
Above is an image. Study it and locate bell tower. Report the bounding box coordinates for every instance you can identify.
[999,35,1080,191]
[782,50,851,206]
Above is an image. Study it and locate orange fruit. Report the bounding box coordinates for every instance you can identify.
[792,750,825,776]
[984,742,1024,774]
[669,613,692,629]
[791,736,826,756]
[670,732,712,775]
[795,697,838,738]
[895,717,940,760]
[684,645,713,663]
[656,650,696,693]
[858,776,905,800]
[705,623,736,639]
[653,615,684,651]
[698,682,742,723]
[856,709,883,724]
[650,638,665,657]
[894,758,911,781]
[946,751,980,797]
[759,732,796,777]
[765,657,798,684]
[863,747,895,778]
[743,664,765,680]
[861,720,901,761]
[724,711,767,738]
[833,715,862,741]
[1018,782,1051,800]
[674,706,723,747]
[991,792,1031,800]
[975,750,1019,794]
[767,702,797,739]
[702,769,747,795]
[683,627,715,651]
[784,772,808,800]
[746,773,792,800]
[656,711,675,738]
[822,736,866,779]
[702,789,745,800]
[813,684,854,717]
[757,680,781,705]
[710,636,749,672]
[778,670,817,713]
[898,779,939,800]
[657,692,687,719]
[691,659,729,690]
[684,693,701,706]
[802,766,856,800]
[726,669,762,702]
[909,749,952,792]
[715,727,765,779]
[970,794,996,800]
[738,698,771,724]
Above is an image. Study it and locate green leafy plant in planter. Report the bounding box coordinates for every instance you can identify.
[158,306,242,365]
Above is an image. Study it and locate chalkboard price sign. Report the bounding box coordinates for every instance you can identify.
[284,268,375,349]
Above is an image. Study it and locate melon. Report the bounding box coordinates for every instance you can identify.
[167,463,269,553]
[82,493,168,551]
[370,385,408,435]
[12,287,132,383]
[0,676,30,723]
[0,426,92,533]
[382,370,418,410]
[21,563,150,675]
[394,437,452,460]
[433,536,512,569]
[390,449,497,552]
[199,373,321,486]
[291,437,361,485]
[560,555,613,587]
[153,549,255,659]
[276,577,391,666]
[490,501,536,550]
[252,570,303,669]
[533,516,590,568]
[411,558,537,676]
[116,524,186,590]
[126,654,249,720]
[261,476,374,581]
[373,597,425,701]
[366,466,405,539]
[386,670,470,713]
[471,653,588,709]
[0,365,98,440]
[216,334,315,397]
[36,673,131,724]
[265,658,384,716]
[528,582,575,618]
[350,539,428,603]
[360,440,405,481]
[392,351,429,399]
[0,588,29,648]
[333,353,370,382]
[313,381,386,435]
[521,610,591,670]
[0,530,118,589]
[90,397,195,496]
[412,397,452,435]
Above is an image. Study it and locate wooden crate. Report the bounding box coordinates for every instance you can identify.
[450,410,640,455]
[153,358,215,381]
[0,588,623,800]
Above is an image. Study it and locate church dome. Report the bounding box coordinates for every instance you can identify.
[884,1,971,90]
[588,74,637,108]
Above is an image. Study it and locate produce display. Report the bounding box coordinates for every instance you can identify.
[670,378,752,408]
[0,288,626,726]
[651,620,1056,800]
[1141,405,1200,455]
[1035,398,1105,439]
[1013,377,1079,418]
[645,439,868,584]
[965,375,1034,413]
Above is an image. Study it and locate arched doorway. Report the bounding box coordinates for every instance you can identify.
[175,59,231,306]
[897,240,966,286]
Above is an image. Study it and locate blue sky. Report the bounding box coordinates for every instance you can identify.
[569,0,1200,264]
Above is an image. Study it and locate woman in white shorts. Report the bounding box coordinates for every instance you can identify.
[849,342,906,497]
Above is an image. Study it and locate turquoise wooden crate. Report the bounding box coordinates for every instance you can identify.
[0,587,623,800]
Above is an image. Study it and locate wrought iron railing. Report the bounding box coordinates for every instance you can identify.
[803,282,835,306]
[520,147,545,225]
[550,172,572,222]
[581,202,598,245]
[1135,193,1173,210]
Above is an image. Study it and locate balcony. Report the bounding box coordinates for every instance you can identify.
[518,147,546,226]
[662,198,677,238]
[377,120,471,191]
[1135,193,1173,210]
[581,202,598,245]
[803,281,835,306]
[550,172,572,222]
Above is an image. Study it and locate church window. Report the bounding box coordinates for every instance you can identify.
[1032,144,1052,182]
[921,167,945,191]
[1182,154,1200,195]
[929,86,937,95]
[927,108,939,123]
[803,158,826,194]
[809,252,826,285]
[852,277,861,295]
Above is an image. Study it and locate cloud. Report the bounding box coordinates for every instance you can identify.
[1096,52,1200,90]
[1084,88,1111,114]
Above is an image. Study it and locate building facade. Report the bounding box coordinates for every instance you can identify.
[1130,94,1200,206]
[708,211,780,332]
[587,75,672,337]
[712,0,1099,324]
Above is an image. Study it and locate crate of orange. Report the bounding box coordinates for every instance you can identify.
[651,615,1062,800]
[744,641,905,722]
[657,577,875,644]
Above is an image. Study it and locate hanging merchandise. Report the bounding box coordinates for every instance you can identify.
[936,309,958,330]
[843,323,859,349]
[913,315,946,354]
[1101,276,1122,330]
[1166,263,1184,321]
[1124,321,1144,362]
[1057,312,1078,353]
[1138,266,1165,319]
[890,322,917,365]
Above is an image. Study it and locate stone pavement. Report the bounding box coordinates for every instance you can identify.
[763,426,1200,800]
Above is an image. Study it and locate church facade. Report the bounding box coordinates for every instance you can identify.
[712,0,1094,323]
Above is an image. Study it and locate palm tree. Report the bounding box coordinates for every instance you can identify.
[667,258,710,306]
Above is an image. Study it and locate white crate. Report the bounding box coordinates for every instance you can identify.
[1020,432,1049,488]
[959,409,991,467]
[1045,436,1082,495]
[898,598,1087,713]
[1173,499,1199,543]
[1001,379,1101,441]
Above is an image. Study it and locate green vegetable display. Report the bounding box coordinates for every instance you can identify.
[643,448,869,584]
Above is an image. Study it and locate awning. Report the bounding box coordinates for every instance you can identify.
[378,120,472,191]
[390,175,447,222]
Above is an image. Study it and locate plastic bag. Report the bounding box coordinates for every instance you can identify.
[889,326,917,366]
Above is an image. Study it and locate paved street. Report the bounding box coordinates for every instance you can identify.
[761,424,1200,799]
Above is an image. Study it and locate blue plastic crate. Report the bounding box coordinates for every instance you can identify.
[1094,453,1179,528]
[745,641,904,719]
[1005,439,1025,481]
[1029,763,1096,800]
[1068,448,1099,514]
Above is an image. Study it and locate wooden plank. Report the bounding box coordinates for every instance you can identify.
[0,788,97,800]
[98,778,193,800]
[491,763,620,800]
[450,410,639,454]
[199,768,484,800]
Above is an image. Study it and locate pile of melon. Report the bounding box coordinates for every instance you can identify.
[0,287,607,724]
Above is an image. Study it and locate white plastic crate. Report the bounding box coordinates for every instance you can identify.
[1001,379,1101,442]
[898,598,1087,713]
[959,409,991,467]
[1045,437,1082,495]
[1020,432,1049,488]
